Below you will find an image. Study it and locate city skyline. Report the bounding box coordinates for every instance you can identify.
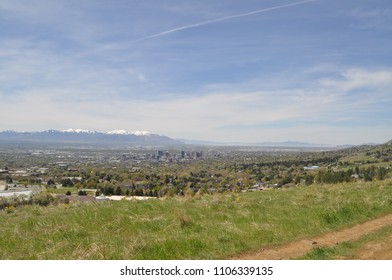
[1,0,391,145]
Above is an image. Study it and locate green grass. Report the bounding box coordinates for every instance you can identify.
[1,180,392,259]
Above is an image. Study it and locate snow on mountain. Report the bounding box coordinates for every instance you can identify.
[106,130,131,135]
[131,130,151,136]
[62,128,95,134]
[106,130,152,136]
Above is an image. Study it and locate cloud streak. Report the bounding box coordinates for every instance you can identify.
[133,0,316,42]
[2,67,390,144]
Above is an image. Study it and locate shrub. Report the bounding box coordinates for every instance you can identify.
[0,194,31,210]
[175,210,193,228]
[63,197,70,205]
[78,190,87,196]
[5,206,15,214]
[0,198,6,210]
[31,193,56,206]
[115,186,122,195]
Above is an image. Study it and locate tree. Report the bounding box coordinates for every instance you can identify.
[78,190,87,196]
[305,174,314,185]
[376,167,387,180]
[60,178,74,187]
[5,176,13,184]
[47,179,55,186]
[115,186,122,195]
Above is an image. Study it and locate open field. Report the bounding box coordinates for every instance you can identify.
[1,179,392,259]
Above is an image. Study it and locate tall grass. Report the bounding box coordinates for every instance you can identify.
[1,180,392,259]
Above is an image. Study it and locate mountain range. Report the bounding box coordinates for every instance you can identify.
[0,129,183,147]
[177,138,334,147]
[0,129,387,148]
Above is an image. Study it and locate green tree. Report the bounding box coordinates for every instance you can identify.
[47,179,55,186]
[60,178,74,187]
[78,190,87,196]
[115,186,122,195]
[305,174,314,185]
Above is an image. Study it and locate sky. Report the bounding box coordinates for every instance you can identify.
[0,0,391,145]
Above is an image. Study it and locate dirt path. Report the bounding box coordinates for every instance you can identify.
[232,213,392,260]
[341,232,392,260]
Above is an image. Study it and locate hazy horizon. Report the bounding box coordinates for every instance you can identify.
[0,128,387,147]
[1,0,391,146]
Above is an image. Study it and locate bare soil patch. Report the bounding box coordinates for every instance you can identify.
[340,232,392,260]
[232,213,392,260]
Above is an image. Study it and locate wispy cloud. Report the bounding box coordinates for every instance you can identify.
[0,38,148,100]
[1,0,391,145]
[132,0,316,42]
[318,69,392,92]
[2,67,389,144]
[347,8,392,30]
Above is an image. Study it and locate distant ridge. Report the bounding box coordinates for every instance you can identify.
[0,129,183,147]
[177,138,332,147]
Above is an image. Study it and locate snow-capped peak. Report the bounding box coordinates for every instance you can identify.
[106,130,151,136]
[131,130,151,136]
[62,128,94,134]
[107,130,131,135]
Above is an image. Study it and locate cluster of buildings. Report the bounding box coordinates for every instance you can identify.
[154,150,203,162]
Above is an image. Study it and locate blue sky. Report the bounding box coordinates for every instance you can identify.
[0,0,391,145]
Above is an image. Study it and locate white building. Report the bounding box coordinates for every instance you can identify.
[0,181,7,191]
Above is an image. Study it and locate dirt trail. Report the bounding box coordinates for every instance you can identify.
[341,232,392,260]
[232,213,392,260]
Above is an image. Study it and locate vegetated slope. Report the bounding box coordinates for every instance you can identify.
[338,139,392,164]
[1,180,392,260]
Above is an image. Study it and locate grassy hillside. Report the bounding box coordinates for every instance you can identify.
[1,179,392,259]
[340,139,392,165]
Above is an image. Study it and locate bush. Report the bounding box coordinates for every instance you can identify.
[115,186,122,195]
[62,197,70,205]
[78,190,87,196]
[175,211,193,228]
[31,193,56,206]
[0,197,9,210]
[0,195,30,210]
[60,178,74,187]
[47,179,55,186]
[1,193,57,210]
[5,206,15,214]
